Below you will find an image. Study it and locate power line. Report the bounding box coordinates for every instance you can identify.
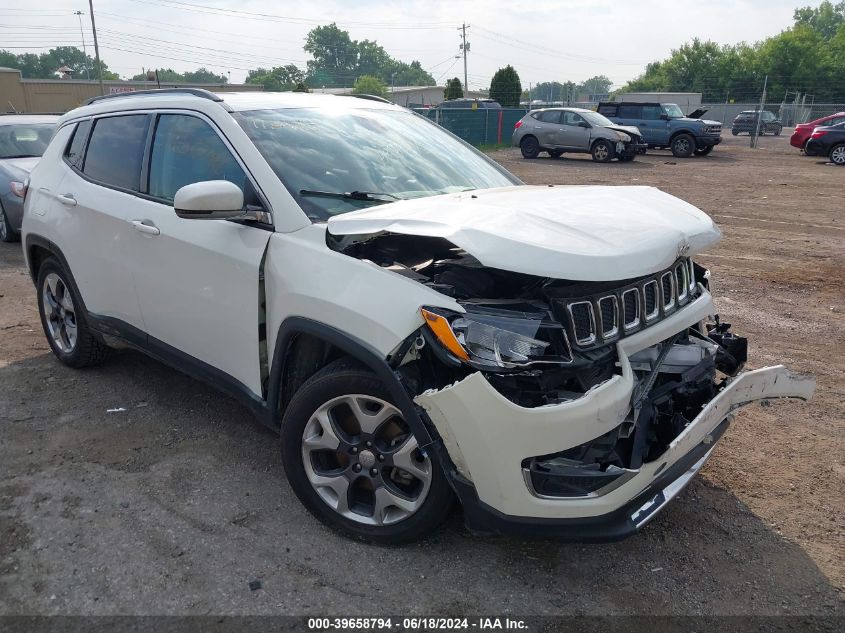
[125,0,454,29]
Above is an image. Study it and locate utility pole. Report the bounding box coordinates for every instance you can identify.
[88,0,104,95]
[73,10,89,80]
[751,74,767,148]
[458,23,470,92]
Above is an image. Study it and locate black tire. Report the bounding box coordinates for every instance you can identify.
[591,139,613,162]
[731,129,739,136]
[36,257,109,368]
[830,143,845,166]
[0,204,18,243]
[774,125,783,136]
[548,150,563,159]
[280,360,455,544]
[520,136,540,159]
[618,153,635,162]
[694,146,714,156]
[670,133,695,158]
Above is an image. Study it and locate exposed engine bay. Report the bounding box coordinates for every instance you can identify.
[331,231,751,484]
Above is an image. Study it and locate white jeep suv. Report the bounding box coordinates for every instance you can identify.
[22,89,814,543]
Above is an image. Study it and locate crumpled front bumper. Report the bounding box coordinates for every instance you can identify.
[414,292,815,537]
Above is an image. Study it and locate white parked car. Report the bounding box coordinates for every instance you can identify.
[22,89,814,543]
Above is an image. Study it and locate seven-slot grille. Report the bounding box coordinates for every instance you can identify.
[552,258,697,351]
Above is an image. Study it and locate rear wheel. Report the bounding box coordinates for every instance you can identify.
[591,139,613,162]
[281,360,454,544]
[520,136,540,159]
[830,144,845,166]
[548,150,563,159]
[670,133,695,158]
[36,257,109,367]
[0,204,18,243]
[694,146,713,156]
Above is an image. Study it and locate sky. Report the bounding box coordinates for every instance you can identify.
[0,0,829,88]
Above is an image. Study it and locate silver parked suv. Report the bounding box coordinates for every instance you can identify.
[512,107,647,162]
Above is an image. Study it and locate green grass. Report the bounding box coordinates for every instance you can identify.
[476,142,511,152]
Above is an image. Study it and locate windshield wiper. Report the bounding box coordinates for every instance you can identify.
[299,189,401,202]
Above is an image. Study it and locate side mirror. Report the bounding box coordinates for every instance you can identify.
[174,180,245,220]
[660,114,670,121]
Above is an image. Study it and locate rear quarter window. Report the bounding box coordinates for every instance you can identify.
[83,114,149,191]
[64,119,92,169]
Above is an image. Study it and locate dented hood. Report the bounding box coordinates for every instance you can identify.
[326,185,721,281]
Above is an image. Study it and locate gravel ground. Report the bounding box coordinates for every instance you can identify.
[1,131,843,618]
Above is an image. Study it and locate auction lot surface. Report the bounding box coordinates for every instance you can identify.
[1,133,843,617]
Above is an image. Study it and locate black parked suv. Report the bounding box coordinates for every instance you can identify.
[731,110,783,136]
[804,121,845,165]
[597,102,722,157]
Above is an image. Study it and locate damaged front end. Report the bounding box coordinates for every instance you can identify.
[330,230,815,538]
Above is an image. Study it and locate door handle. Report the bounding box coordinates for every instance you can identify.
[131,219,160,236]
[57,193,77,207]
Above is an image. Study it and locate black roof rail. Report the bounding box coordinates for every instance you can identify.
[85,88,224,106]
[341,93,393,104]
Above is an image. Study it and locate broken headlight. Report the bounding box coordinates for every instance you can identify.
[421,306,572,370]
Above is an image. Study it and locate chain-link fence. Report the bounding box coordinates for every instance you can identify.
[413,107,528,146]
[701,103,845,126]
[415,103,845,146]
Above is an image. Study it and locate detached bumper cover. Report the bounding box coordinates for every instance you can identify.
[415,295,814,537]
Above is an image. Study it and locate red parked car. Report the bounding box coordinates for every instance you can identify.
[790,112,845,149]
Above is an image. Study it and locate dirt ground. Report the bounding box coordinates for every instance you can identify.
[1,132,843,619]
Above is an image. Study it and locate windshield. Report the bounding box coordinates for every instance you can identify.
[662,104,685,118]
[0,124,54,159]
[233,107,519,220]
[580,111,614,127]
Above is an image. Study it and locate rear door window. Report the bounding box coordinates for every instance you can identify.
[617,105,641,119]
[148,114,247,203]
[83,115,149,191]
[538,110,561,124]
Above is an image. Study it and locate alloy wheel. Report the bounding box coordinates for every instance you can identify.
[301,394,432,526]
[831,145,845,165]
[42,272,77,353]
[594,145,608,160]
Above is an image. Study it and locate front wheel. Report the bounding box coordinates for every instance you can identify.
[830,144,845,166]
[694,146,714,156]
[731,129,739,136]
[280,361,454,544]
[671,133,695,158]
[520,136,540,159]
[591,139,613,162]
[774,126,783,136]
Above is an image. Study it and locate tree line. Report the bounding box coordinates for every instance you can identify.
[621,1,845,102]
